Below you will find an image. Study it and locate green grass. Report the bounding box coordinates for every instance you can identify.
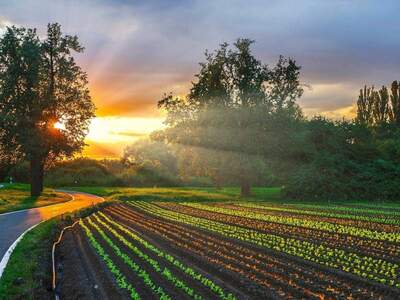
[66,186,282,203]
[0,219,56,299]
[65,186,400,207]
[0,183,71,214]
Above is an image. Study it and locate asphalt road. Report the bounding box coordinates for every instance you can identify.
[0,191,104,263]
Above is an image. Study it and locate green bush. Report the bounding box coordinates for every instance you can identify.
[284,118,400,202]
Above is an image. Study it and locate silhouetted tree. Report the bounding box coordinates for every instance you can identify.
[390,81,400,126]
[266,55,303,117]
[373,86,391,125]
[356,86,375,126]
[0,24,95,196]
[356,82,400,127]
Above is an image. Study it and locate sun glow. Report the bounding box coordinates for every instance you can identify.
[54,121,66,130]
[82,116,165,158]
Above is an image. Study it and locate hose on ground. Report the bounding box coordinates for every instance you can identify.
[52,220,80,300]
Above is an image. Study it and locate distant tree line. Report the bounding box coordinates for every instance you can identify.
[1,34,400,201]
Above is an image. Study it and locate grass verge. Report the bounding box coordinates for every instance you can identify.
[65,186,282,203]
[64,186,400,207]
[0,184,71,214]
[0,219,56,299]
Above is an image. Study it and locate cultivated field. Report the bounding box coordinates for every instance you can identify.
[56,200,400,299]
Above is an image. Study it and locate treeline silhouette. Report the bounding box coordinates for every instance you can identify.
[1,37,400,201]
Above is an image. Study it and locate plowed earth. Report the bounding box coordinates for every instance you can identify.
[56,202,400,300]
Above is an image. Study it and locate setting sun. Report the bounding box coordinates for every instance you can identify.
[53,121,65,130]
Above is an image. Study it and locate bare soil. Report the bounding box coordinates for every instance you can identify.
[56,227,124,300]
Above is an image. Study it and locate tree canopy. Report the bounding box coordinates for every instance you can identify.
[0,23,95,196]
[158,39,303,196]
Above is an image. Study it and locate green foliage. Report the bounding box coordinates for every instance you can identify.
[122,139,180,186]
[44,158,123,187]
[158,38,303,195]
[285,117,400,201]
[80,220,141,300]
[7,161,30,183]
[44,155,183,187]
[97,212,235,300]
[0,23,95,196]
[356,81,400,127]
[131,201,400,287]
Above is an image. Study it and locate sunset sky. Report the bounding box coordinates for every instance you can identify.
[1,0,400,158]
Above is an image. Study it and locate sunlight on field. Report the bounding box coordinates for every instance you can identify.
[56,198,400,298]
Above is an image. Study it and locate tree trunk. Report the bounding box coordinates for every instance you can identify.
[30,157,44,197]
[240,180,251,197]
[214,176,223,190]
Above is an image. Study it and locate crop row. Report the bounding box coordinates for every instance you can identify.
[129,201,400,288]
[105,204,395,299]
[79,220,141,300]
[85,217,173,299]
[88,215,205,300]
[215,202,400,234]
[94,212,235,300]
[288,203,400,219]
[232,202,400,228]
[156,202,400,261]
[182,202,400,243]
[105,206,299,299]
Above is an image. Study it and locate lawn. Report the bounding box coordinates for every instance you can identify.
[0,183,71,214]
[67,186,282,203]
[67,185,400,207]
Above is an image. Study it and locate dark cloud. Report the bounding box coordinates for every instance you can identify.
[1,0,399,116]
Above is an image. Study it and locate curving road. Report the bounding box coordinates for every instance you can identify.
[0,191,104,277]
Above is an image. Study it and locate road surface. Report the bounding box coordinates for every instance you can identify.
[0,191,104,275]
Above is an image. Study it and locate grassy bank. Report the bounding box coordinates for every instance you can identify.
[0,184,70,214]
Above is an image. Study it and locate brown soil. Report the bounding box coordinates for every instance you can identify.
[55,203,400,300]
[56,226,125,300]
[154,202,400,262]
[112,203,400,300]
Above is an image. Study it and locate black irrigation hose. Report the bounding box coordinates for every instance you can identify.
[52,220,80,300]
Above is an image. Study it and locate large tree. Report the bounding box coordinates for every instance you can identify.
[0,23,95,196]
[158,39,303,196]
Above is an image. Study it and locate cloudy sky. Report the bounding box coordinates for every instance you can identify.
[1,0,399,157]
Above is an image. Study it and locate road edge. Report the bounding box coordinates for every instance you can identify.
[0,221,44,278]
[0,191,104,280]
